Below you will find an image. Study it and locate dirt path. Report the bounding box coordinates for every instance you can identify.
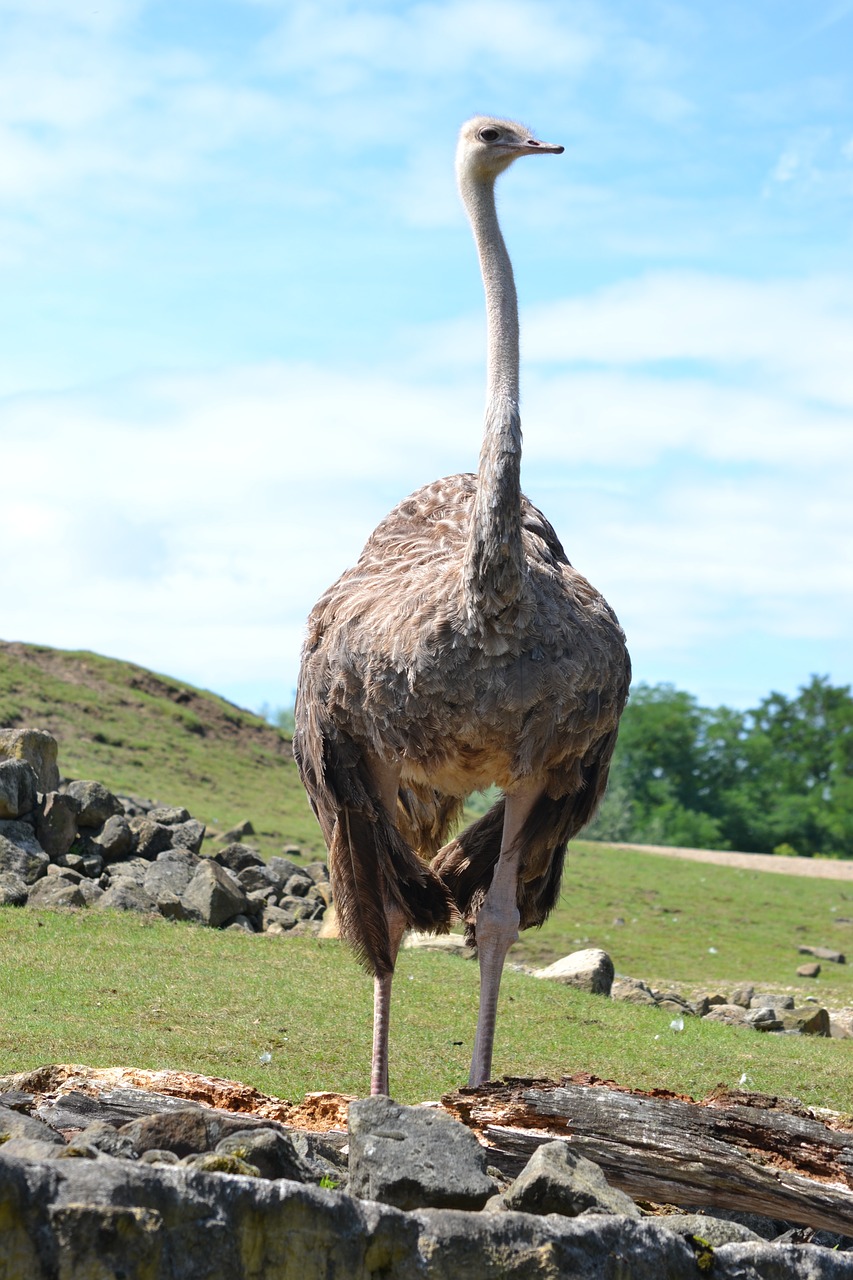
[603,841,853,881]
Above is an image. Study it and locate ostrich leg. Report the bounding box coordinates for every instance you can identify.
[369,759,404,1097]
[469,784,542,1088]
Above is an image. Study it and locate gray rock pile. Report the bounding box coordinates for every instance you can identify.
[608,974,847,1038]
[0,727,328,936]
[0,1087,850,1278]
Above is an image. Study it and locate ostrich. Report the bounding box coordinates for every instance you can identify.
[294,116,630,1096]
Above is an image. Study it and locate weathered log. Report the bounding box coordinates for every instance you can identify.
[444,1077,853,1237]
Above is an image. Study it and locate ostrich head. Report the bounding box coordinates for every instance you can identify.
[456,116,564,183]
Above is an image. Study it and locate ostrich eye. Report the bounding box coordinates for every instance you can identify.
[479,127,500,142]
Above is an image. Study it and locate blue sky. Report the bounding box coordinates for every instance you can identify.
[1,0,851,716]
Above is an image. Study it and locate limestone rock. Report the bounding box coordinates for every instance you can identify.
[752,992,794,1010]
[35,791,79,859]
[25,877,87,909]
[143,855,196,902]
[169,819,206,854]
[745,1007,784,1031]
[65,780,123,828]
[118,1108,267,1158]
[0,820,49,883]
[533,949,614,995]
[147,806,191,826]
[0,870,29,905]
[654,1213,763,1245]
[127,817,173,858]
[610,977,658,1005]
[215,1128,313,1182]
[0,728,60,792]
[702,1004,748,1027]
[798,963,822,978]
[780,1006,831,1036]
[92,814,134,861]
[799,946,846,965]
[499,1140,640,1219]
[0,1104,66,1147]
[0,759,38,819]
[96,880,157,914]
[348,1097,497,1211]
[214,843,265,874]
[181,859,247,927]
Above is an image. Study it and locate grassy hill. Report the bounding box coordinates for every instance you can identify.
[0,640,323,858]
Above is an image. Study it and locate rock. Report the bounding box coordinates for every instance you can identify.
[798,963,822,978]
[237,864,281,895]
[654,1213,763,1245]
[260,905,300,931]
[106,856,153,886]
[751,993,794,1010]
[745,1008,784,1031]
[0,820,49,883]
[74,1122,141,1160]
[499,1140,640,1218]
[127,817,173,858]
[62,847,103,879]
[799,946,846,964]
[117,1109,266,1158]
[347,1097,497,1212]
[610,977,658,1006]
[169,819,206,854]
[147,806,191,826]
[0,728,60,792]
[302,861,330,884]
[780,1007,831,1036]
[225,914,256,933]
[25,877,87,909]
[96,880,157,914]
[35,791,79,859]
[92,814,134,861]
[215,1128,313,1181]
[533,949,614,995]
[65,780,123,828]
[0,759,38,819]
[181,859,247,927]
[729,984,755,1008]
[1,1136,852,1278]
[222,819,254,842]
[0,1104,66,1146]
[702,1004,748,1026]
[214,843,265,874]
[143,856,196,901]
[830,1010,853,1039]
[0,870,29,905]
[267,856,304,887]
[284,873,314,898]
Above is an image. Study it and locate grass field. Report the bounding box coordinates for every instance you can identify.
[2,842,851,1109]
[2,640,852,1110]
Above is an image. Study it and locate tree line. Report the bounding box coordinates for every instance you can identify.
[587,676,853,858]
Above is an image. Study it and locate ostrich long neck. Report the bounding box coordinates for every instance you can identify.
[459,168,526,625]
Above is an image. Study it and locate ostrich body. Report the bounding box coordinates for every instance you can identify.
[295,117,630,1096]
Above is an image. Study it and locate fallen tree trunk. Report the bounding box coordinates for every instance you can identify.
[443,1077,853,1236]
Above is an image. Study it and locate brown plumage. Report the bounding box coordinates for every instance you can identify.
[294,116,631,1096]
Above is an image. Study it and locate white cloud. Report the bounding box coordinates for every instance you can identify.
[2,255,851,705]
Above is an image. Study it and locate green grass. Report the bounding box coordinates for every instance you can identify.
[2,639,852,1111]
[1,893,851,1110]
[514,842,853,1009]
